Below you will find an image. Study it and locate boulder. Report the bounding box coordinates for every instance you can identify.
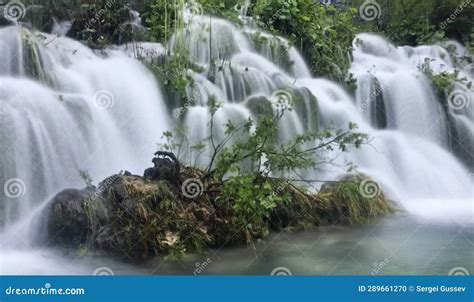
[46,187,95,247]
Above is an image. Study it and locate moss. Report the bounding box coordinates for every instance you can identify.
[48,168,396,261]
[317,178,396,225]
[268,174,396,231]
[247,31,294,75]
[245,95,273,117]
[21,28,53,85]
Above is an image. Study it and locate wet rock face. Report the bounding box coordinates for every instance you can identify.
[45,151,395,260]
[46,188,95,247]
[144,151,181,184]
[46,170,213,259]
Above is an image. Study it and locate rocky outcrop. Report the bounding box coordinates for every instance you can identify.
[47,187,99,247]
[46,153,396,260]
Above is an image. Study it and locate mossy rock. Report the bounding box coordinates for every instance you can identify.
[47,165,396,260]
[245,95,273,117]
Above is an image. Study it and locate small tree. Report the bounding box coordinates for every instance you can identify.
[161,93,368,243]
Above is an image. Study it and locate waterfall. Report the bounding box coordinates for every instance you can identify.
[166,16,473,222]
[0,13,473,247]
[0,26,170,242]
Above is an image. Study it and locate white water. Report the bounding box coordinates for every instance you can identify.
[166,16,473,223]
[0,13,473,274]
[0,26,170,235]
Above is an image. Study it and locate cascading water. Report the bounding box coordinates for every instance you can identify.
[0,10,472,274]
[0,26,170,244]
[166,15,473,223]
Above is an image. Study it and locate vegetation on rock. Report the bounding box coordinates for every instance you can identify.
[48,102,396,260]
[48,167,395,260]
[13,0,472,83]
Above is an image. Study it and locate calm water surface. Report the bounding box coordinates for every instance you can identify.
[1,214,472,275]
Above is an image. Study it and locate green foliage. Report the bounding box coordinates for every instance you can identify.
[318,178,396,225]
[73,1,130,48]
[144,53,194,109]
[354,0,473,46]
[19,0,471,85]
[207,104,366,180]
[420,57,472,102]
[168,98,368,243]
[142,0,183,43]
[252,0,359,83]
[219,174,287,242]
[196,0,243,23]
